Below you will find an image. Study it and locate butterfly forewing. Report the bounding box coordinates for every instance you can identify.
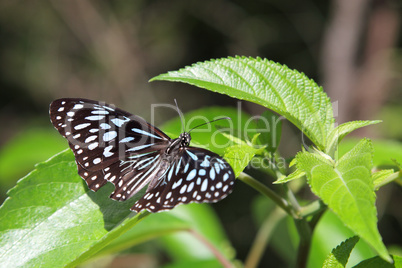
[132,147,235,213]
[50,98,235,213]
[50,98,170,193]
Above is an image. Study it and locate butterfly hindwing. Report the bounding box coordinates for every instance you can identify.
[132,147,235,213]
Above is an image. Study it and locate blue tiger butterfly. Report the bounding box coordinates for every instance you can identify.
[49,98,235,213]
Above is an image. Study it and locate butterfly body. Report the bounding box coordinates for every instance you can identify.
[49,98,235,213]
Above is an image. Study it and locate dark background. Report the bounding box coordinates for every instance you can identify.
[0,1,401,267]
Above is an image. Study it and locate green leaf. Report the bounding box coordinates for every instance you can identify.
[273,168,305,184]
[372,169,400,190]
[309,211,376,268]
[0,150,145,267]
[353,255,402,268]
[219,132,259,177]
[151,56,334,149]
[296,139,391,262]
[224,144,258,177]
[325,120,381,156]
[322,236,359,268]
[338,139,402,168]
[256,110,282,153]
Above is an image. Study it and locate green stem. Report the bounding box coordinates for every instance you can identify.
[284,184,301,212]
[245,208,287,268]
[294,218,312,268]
[238,172,299,218]
[299,199,326,218]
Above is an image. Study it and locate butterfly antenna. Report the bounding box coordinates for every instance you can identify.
[188,117,231,133]
[174,99,186,133]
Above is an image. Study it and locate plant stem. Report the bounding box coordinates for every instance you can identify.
[238,172,298,218]
[294,219,312,268]
[284,184,301,212]
[299,199,326,218]
[245,207,286,268]
[189,229,233,268]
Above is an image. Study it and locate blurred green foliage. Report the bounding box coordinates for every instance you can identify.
[0,128,65,200]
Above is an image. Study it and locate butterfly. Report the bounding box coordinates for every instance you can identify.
[49,98,235,213]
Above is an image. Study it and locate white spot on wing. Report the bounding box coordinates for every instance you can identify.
[131,128,162,139]
[85,115,105,121]
[186,150,198,160]
[180,185,187,194]
[209,168,216,180]
[183,163,190,173]
[111,118,129,127]
[201,179,208,192]
[85,135,97,143]
[127,143,155,152]
[187,182,194,192]
[103,131,117,142]
[172,179,183,189]
[214,163,220,174]
[175,158,182,175]
[120,137,135,143]
[186,169,196,181]
[200,156,210,167]
[73,104,83,109]
[100,123,111,129]
[74,123,90,130]
[88,142,99,150]
[103,145,114,157]
[92,110,109,115]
